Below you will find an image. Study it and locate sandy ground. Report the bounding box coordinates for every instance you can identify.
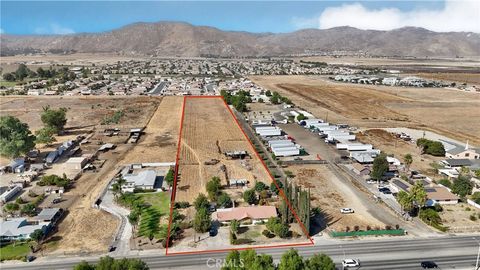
[176,97,271,203]
[289,164,384,232]
[250,75,480,145]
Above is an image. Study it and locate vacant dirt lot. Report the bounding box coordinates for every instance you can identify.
[0,96,158,132]
[176,97,271,203]
[289,164,384,232]
[250,75,480,145]
[441,204,480,233]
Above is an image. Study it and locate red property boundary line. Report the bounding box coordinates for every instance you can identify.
[165,96,314,256]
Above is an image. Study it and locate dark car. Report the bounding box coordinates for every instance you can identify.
[26,256,36,262]
[209,228,217,237]
[420,261,438,269]
[108,245,116,252]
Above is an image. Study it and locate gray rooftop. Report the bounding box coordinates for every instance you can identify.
[34,208,61,221]
[124,170,157,187]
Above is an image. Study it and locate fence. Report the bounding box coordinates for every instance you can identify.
[330,229,405,237]
[467,199,480,209]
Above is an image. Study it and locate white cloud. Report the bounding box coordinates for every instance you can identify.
[34,23,75,35]
[316,0,480,33]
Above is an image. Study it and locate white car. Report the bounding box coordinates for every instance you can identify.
[342,259,360,268]
[340,208,354,214]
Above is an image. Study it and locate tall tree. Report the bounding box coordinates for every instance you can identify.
[35,126,57,145]
[403,153,413,172]
[278,249,305,270]
[397,190,414,212]
[29,229,44,251]
[451,175,473,197]
[0,116,36,158]
[164,168,175,187]
[206,176,222,201]
[41,106,67,133]
[193,207,211,233]
[410,182,427,209]
[230,219,240,234]
[305,253,335,270]
[194,193,209,211]
[370,154,389,180]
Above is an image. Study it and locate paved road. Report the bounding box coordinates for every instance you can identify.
[2,235,479,270]
[278,123,435,236]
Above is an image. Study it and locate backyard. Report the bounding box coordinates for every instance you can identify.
[0,242,30,261]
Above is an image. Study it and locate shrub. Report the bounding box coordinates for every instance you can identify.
[174,201,190,209]
[229,231,237,245]
[438,178,452,188]
[262,229,274,238]
[470,214,477,221]
[254,181,267,192]
[354,225,360,231]
[434,204,443,212]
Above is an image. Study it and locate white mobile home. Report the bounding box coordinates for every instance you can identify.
[268,140,294,147]
[272,147,300,157]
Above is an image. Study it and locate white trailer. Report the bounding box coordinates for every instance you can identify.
[271,144,299,150]
[255,126,278,131]
[257,128,282,137]
[310,122,330,129]
[268,140,294,147]
[272,147,300,157]
[341,143,373,151]
[317,126,338,132]
[328,134,356,141]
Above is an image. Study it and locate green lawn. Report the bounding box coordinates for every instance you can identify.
[0,81,17,87]
[0,242,30,261]
[136,192,170,215]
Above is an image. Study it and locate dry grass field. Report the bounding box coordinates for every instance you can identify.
[175,97,271,203]
[250,75,480,145]
[412,72,480,85]
[294,56,480,68]
[0,96,158,132]
[118,96,184,164]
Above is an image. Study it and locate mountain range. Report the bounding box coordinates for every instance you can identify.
[1,22,479,57]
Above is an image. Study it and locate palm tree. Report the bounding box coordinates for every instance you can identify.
[116,177,127,193]
[403,154,413,172]
[397,191,413,213]
[128,212,139,238]
[111,183,121,199]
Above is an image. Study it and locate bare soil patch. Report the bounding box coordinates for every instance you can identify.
[289,164,384,232]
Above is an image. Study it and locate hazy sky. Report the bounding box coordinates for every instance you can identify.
[1,1,478,35]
